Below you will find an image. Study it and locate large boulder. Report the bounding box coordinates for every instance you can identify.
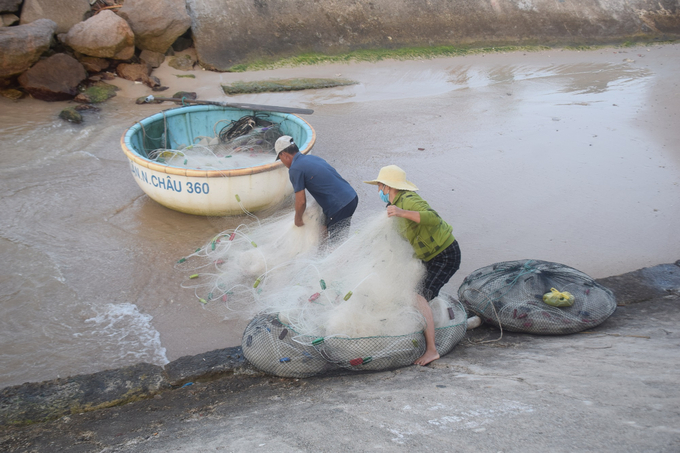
[0,0,22,14]
[76,55,110,73]
[118,0,191,53]
[116,62,160,88]
[116,62,150,81]
[20,0,91,34]
[18,53,87,101]
[62,10,135,60]
[139,49,165,68]
[0,18,56,78]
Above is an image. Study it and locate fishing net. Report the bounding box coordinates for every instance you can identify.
[242,313,328,378]
[457,259,617,335]
[179,209,426,331]
[310,293,467,372]
[180,207,469,377]
[241,294,467,378]
[144,114,284,170]
[432,293,468,356]
[176,201,325,316]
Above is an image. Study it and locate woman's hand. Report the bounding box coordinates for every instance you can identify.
[386,205,403,218]
[387,205,421,223]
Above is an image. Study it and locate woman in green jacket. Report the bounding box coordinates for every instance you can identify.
[365,165,461,366]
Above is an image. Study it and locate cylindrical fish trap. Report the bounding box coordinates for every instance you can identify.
[241,313,328,378]
[312,332,427,371]
[431,294,468,356]
[242,295,469,377]
[458,259,616,335]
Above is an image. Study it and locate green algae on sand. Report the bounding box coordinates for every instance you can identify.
[221,78,357,94]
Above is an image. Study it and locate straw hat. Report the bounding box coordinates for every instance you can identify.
[364,165,419,191]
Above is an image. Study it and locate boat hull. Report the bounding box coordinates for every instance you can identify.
[121,105,315,216]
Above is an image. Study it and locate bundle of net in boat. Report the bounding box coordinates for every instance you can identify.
[457,259,616,335]
[146,115,283,170]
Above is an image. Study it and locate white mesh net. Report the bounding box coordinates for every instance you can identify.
[178,207,468,377]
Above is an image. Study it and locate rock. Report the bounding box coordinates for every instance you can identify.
[140,49,165,68]
[59,106,83,123]
[77,55,110,73]
[0,0,21,14]
[118,0,191,53]
[152,85,169,92]
[0,88,24,100]
[20,0,91,34]
[168,54,195,71]
[62,10,135,60]
[1,13,18,26]
[74,81,118,103]
[116,62,150,82]
[116,62,162,88]
[0,19,57,78]
[146,74,161,88]
[18,53,87,101]
[172,91,197,102]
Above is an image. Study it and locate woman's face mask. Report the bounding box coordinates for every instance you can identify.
[379,184,390,203]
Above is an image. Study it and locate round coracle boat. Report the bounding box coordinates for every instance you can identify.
[121,104,315,216]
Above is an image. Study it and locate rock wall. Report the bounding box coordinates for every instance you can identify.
[186,0,680,70]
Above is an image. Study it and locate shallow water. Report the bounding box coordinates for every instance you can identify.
[1,45,678,388]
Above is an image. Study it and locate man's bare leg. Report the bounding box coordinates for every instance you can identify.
[414,294,440,366]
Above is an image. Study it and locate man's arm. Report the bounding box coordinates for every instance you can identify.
[294,190,306,226]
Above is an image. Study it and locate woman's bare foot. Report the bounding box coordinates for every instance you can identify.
[414,349,440,366]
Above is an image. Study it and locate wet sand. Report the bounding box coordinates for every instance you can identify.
[0,44,678,388]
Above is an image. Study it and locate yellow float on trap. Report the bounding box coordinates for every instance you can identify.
[543,287,575,307]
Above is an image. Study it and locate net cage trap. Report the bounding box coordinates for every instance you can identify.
[241,294,468,378]
[457,259,616,335]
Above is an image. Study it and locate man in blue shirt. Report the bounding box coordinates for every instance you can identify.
[275,135,358,240]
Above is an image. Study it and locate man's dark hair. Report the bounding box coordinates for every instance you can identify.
[282,143,299,155]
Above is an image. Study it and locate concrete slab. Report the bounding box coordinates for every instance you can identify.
[1,263,678,452]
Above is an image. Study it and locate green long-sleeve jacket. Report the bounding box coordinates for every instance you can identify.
[392,191,455,262]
